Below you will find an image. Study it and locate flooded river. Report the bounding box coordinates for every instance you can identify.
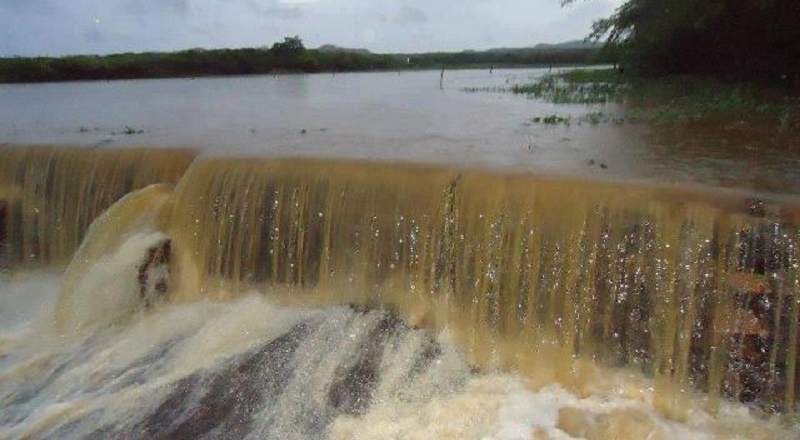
[3,69,800,440]
[2,67,798,194]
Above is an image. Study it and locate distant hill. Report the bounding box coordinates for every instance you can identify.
[486,40,602,54]
[316,45,371,55]
[534,40,603,50]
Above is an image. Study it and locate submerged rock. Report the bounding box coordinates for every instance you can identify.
[138,238,171,309]
[32,306,457,440]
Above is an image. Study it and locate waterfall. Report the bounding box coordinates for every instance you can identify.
[164,157,800,417]
[0,146,194,266]
[2,146,800,438]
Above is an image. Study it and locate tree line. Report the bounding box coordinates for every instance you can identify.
[574,0,799,82]
[0,36,606,83]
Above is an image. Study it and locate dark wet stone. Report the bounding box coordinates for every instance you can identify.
[327,311,403,415]
[138,239,171,308]
[25,307,454,440]
[406,340,443,379]
[129,322,312,440]
[51,322,314,440]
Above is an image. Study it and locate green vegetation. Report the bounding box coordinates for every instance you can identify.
[402,47,605,70]
[511,68,799,128]
[558,68,624,85]
[461,86,506,93]
[461,68,625,104]
[531,115,570,125]
[566,0,799,82]
[509,71,625,104]
[110,125,144,135]
[0,36,608,83]
[0,38,398,83]
[584,111,604,124]
[624,75,798,124]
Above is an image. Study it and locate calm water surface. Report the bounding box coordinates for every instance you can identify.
[2,68,798,194]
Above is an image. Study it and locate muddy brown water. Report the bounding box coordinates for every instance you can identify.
[3,69,800,438]
[2,67,798,196]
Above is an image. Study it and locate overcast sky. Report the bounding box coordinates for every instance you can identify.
[0,0,624,57]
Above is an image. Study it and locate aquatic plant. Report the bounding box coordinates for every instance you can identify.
[510,72,625,104]
[123,125,144,135]
[585,111,604,124]
[558,68,624,84]
[505,68,799,127]
[531,114,570,125]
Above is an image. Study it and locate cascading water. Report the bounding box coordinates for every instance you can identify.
[1,146,799,439]
[0,146,194,266]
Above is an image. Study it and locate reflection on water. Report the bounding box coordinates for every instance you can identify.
[1,68,798,194]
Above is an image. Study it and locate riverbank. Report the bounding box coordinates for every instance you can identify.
[0,46,604,83]
[467,68,800,193]
[3,67,799,196]
[472,68,799,126]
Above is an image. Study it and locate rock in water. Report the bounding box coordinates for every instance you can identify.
[138,239,171,309]
[54,184,174,334]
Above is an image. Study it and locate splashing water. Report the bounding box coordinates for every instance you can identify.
[1,275,795,439]
[2,147,800,439]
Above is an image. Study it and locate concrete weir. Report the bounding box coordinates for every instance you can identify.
[2,145,800,419]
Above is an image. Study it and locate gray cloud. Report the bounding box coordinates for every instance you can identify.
[395,5,427,25]
[265,6,303,20]
[246,0,304,19]
[82,27,107,44]
[124,0,190,16]
[0,0,620,56]
[0,0,53,13]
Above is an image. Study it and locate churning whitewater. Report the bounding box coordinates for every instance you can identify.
[0,272,793,440]
[2,147,800,439]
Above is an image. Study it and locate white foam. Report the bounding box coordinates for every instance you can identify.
[55,231,169,334]
[0,270,60,333]
[166,292,316,375]
[2,274,798,440]
[329,372,796,440]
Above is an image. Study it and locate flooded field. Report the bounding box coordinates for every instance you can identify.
[1,67,798,194]
[2,68,800,440]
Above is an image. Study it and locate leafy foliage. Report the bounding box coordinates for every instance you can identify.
[271,35,306,59]
[510,73,625,104]
[0,37,607,83]
[567,0,800,80]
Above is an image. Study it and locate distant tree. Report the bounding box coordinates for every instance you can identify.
[271,35,306,59]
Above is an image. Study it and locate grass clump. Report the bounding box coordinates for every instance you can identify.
[111,125,144,135]
[625,77,798,125]
[461,86,506,93]
[516,68,798,129]
[510,73,624,104]
[585,111,604,124]
[123,125,144,135]
[559,68,624,84]
[531,114,570,125]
